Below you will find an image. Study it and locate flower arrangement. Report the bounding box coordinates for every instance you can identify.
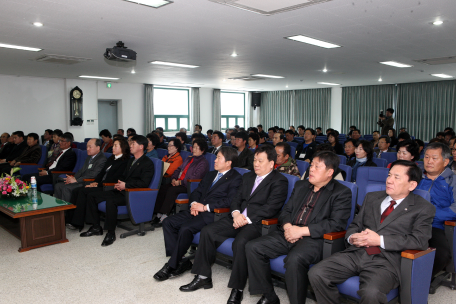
[0,168,29,198]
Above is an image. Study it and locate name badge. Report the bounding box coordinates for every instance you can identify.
[88,164,93,169]
[299,153,306,158]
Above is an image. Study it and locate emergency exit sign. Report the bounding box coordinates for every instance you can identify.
[107,83,112,88]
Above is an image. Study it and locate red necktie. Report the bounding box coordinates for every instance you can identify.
[380,200,396,223]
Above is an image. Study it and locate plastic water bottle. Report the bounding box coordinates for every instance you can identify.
[30,176,38,199]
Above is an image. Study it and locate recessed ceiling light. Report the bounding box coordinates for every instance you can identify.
[322,68,328,73]
[378,77,383,82]
[33,22,43,27]
[124,0,173,8]
[149,61,199,68]
[231,52,238,57]
[222,79,226,82]
[286,85,289,88]
[0,43,41,52]
[380,61,413,68]
[251,74,284,79]
[318,82,341,86]
[79,75,120,80]
[433,20,443,25]
[285,35,341,49]
[431,73,453,79]
[131,69,136,74]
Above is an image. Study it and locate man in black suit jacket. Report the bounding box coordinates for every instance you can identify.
[234,131,254,170]
[179,145,288,304]
[309,160,436,304]
[81,135,155,247]
[296,128,317,163]
[22,133,77,191]
[154,147,243,281]
[0,131,28,163]
[207,131,225,155]
[0,133,42,175]
[245,151,352,304]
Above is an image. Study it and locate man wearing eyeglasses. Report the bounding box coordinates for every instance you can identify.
[23,133,77,192]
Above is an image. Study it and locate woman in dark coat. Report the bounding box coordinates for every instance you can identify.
[347,140,377,182]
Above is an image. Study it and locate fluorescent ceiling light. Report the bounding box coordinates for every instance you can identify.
[79,75,120,80]
[171,82,204,86]
[251,74,284,79]
[322,68,328,73]
[380,61,413,68]
[318,82,341,86]
[433,20,443,25]
[431,73,453,79]
[124,0,172,8]
[33,22,43,27]
[150,61,199,68]
[285,35,341,49]
[378,77,383,82]
[0,43,41,52]
[231,52,238,57]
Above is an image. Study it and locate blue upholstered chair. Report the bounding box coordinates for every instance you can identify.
[355,167,390,206]
[338,164,352,182]
[296,160,309,178]
[156,148,168,159]
[380,152,397,166]
[337,155,347,165]
[288,142,298,148]
[180,150,192,160]
[372,157,387,167]
[19,145,48,176]
[98,157,163,238]
[204,153,216,171]
[290,146,296,159]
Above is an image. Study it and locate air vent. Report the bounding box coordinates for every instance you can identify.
[209,0,332,16]
[414,56,456,65]
[228,76,265,81]
[34,54,91,65]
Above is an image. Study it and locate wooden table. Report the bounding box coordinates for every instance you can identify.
[0,192,75,252]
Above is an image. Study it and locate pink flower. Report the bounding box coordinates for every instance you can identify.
[2,187,6,191]
[7,188,12,193]
[15,179,20,183]
[2,191,6,195]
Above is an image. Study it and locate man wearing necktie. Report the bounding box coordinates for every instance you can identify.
[154,147,242,281]
[309,160,436,304]
[179,145,288,304]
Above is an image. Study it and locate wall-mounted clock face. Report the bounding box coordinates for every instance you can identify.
[72,90,82,99]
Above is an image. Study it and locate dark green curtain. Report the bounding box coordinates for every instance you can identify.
[342,85,395,136]
[295,88,331,130]
[396,80,456,141]
[260,91,294,128]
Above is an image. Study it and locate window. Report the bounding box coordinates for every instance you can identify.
[221,92,245,129]
[153,88,189,132]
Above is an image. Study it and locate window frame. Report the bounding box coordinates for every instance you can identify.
[220,91,245,129]
[153,87,190,132]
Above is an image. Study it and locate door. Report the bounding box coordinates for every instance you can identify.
[98,100,118,135]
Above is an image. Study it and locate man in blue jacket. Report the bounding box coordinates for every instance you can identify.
[416,142,456,277]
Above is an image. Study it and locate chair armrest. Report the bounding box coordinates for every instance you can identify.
[262,218,279,235]
[323,231,346,240]
[445,220,456,226]
[51,171,74,175]
[214,208,230,222]
[187,179,202,183]
[401,248,435,260]
[18,163,39,166]
[214,208,230,213]
[103,183,117,186]
[176,199,189,204]
[262,219,278,225]
[125,188,155,192]
[38,168,46,171]
[84,179,95,182]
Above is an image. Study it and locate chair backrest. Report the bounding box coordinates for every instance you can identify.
[74,149,88,172]
[372,157,387,167]
[148,157,163,189]
[296,160,309,177]
[338,164,352,182]
[249,148,256,153]
[280,173,300,205]
[84,138,91,143]
[104,152,112,158]
[204,153,216,171]
[356,167,390,205]
[337,180,358,229]
[37,145,47,165]
[234,167,250,175]
[156,148,168,159]
[77,142,87,150]
[316,136,327,143]
[380,152,397,165]
[180,151,192,160]
[337,154,347,165]
[363,135,373,141]
[185,144,192,151]
[290,145,296,159]
[416,161,424,172]
[288,141,298,148]
[294,137,304,143]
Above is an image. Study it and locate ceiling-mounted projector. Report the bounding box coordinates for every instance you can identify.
[104,41,136,61]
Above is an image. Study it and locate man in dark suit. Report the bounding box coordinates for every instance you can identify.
[22,133,77,191]
[208,131,224,155]
[179,145,288,304]
[296,128,317,163]
[53,138,107,202]
[154,147,243,281]
[0,133,42,175]
[245,151,352,304]
[81,135,155,247]
[0,132,10,152]
[375,136,394,158]
[309,160,435,304]
[0,131,28,163]
[234,131,254,170]
[378,108,395,136]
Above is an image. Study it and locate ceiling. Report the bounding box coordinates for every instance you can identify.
[1,0,456,91]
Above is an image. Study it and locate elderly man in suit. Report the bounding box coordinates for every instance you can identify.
[245,151,352,304]
[81,135,155,247]
[309,160,435,304]
[154,147,243,281]
[53,138,107,202]
[179,145,288,304]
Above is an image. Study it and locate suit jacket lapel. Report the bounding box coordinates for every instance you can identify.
[377,194,413,231]
[306,180,335,224]
[249,171,274,200]
[126,155,142,179]
[207,170,230,194]
[371,192,387,230]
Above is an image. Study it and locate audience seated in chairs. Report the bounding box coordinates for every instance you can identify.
[285,130,299,144]
[126,128,136,136]
[351,129,361,141]
[45,129,63,164]
[208,131,224,155]
[0,132,13,158]
[153,147,243,281]
[154,138,209,225]
[272,133,285,147]
[234,132,254,170]
[397,131,411,143]
[80,135,154,247]
[302,144,346,181]
[375,135,394,158]
[274,142,300,178]
[206,129,213,142]
[416,143,456,278]
[162,139,184,182]
[66,138,130,231]
[246,151,352,304]
[371,130,380,148]
[42,129,53,148]
[0,132,9,150]
[267,127,275,141]
[297,125,305,138]
[388,128,398,147]
[179,145,288,303]
[0,133,42,175]
[22,132,77,191]
[0,131,28,164]
[99,129,113,153]
[343,138,356,162]
[117,128,124,136]
[145,133,160,159]
[53,138,107,202]
[248,133,259,150]
[327,131,344,155]
[386,140,420,168]
[296,128,317,163]
[175,132,188,151]
[347,140,377,182]
[309,160,435,304]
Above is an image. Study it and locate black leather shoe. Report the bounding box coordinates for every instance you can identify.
[153,263,174,281]
[170,259,193,278]
[227,289,243,304]
[80,226,103,237]
[179,275,213,292]
[257,295,280,304]
[101,232,116,246]
[66,223,83,232]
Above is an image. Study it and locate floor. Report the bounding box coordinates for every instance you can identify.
[0,223,455,304]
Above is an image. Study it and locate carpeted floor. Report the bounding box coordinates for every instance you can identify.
[0,223,454,304]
